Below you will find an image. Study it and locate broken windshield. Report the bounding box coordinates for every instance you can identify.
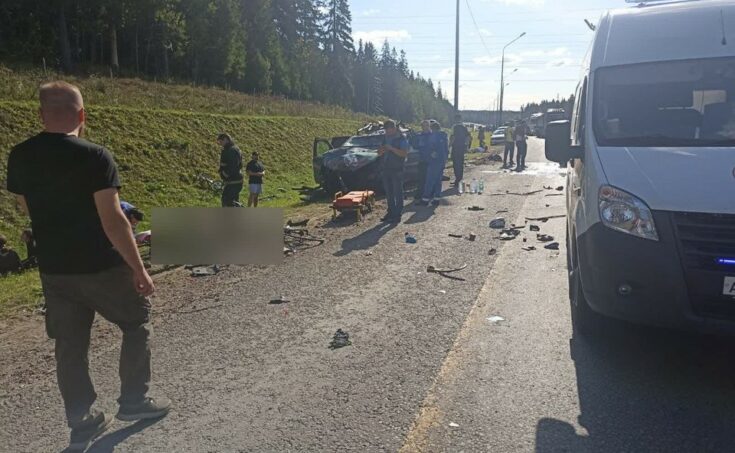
[593,57,735,147]
[342,134,385,149]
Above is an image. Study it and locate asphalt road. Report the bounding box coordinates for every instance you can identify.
[2,138,735,452]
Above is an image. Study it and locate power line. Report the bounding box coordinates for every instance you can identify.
[464,0,493,58]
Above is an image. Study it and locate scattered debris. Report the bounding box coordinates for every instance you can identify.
[488,248,497,256]
[489,218,506,229]
[405,233,417,244]
[523,238,527,242]
[545,193,564,197]
[556,186,564,191]
[496,209,509,214]
[365,251,374,256]
[537,234,555,242]
[287,218,310,227]
[544,242,560,250]
[467,206,485,211]
[269,296,290,305]
[329,329,352,349]
[468,233,477,242]
[525,214,566,222]
[284,246,295,256]
[190,265,221,277]
[489,154,503,162]
[529,224,540,232]
[427,263,468,281]
[439,290,447,294]
[522,246,536,251]
[487,315,505,324]
[499,229,521,241]
[449,422,460,428]
[448,233,464,238]
[489,189,544,196]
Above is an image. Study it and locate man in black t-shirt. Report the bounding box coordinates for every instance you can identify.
[217,133,243,207]
[6,81,169,451]
[246,152,265,207]
[450,114,471,186]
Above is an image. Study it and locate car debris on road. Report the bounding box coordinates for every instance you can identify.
[329,329,352,349]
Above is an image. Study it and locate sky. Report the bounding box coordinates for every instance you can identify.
[350,0,626,110]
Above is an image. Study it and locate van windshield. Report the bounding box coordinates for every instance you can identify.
[593,57,735,147]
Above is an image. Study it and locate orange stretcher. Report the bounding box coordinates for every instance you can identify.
[331,190,375,221]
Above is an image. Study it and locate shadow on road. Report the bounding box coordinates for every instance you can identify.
[86,418,163,453]
[535,321,735,452]
[333,222,397,256]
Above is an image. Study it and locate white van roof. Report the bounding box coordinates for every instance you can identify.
[591,0,734,69]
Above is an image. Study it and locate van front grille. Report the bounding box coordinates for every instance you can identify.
[672,211,735,320]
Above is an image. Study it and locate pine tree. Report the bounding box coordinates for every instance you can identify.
[323,0,354,105]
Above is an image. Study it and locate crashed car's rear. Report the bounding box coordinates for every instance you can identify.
[312,127,419,195]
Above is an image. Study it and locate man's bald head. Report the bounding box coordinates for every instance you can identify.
[39,81,85,135]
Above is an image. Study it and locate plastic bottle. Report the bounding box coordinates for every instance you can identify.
[405,233,417,244]
[471,178,478,194]
[458,182,464,194]
[478,179,485,194]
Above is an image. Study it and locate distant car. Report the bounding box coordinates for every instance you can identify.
[491,127,507,145]
[312,130,420,196]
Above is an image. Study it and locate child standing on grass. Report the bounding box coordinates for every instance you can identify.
[246,151,265,207]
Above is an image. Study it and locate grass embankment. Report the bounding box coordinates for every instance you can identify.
[0,67,366,318]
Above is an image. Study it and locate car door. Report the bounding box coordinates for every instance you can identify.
[313,138,333,184]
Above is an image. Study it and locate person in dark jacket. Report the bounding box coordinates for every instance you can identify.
[379,120,409,223]
[217,133,243,207]
[478,126,486,149]
[514,121,529,172]
[449,114,470,186]
[0,235,21,275]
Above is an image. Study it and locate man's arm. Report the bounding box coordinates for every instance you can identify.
[94,188,154,296]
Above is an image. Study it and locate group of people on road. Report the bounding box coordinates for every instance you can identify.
[378,114,472,224]
[217,133,266,208]
[502,120,529,172]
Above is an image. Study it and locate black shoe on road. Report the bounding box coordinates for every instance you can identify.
[68,412,113,451]
[116,397,171,422]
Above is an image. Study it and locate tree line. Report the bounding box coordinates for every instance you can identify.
[521,96,575,117]
[0,0,455,123]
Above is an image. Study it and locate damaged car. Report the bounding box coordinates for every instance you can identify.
[312,126,420,196]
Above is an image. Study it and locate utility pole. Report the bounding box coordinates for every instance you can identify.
[498,32,526,126]
[454,0,460,113]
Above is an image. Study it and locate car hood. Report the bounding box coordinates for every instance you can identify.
[597,146,735,214]
[322,147,380,172]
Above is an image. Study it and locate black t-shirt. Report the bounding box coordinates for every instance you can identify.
[219,144,243,183]
[451,123,470,150]
[6,132,124,274]
[246,160,264,184]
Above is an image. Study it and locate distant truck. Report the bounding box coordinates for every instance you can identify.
[531,109,568,138]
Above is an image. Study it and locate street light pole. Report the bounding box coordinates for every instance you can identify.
[454,0,460,112]
[498,32,526,125]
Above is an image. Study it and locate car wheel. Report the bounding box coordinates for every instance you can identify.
[568,229,600,336]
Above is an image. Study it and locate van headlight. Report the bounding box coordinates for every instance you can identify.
[599,185,658,241]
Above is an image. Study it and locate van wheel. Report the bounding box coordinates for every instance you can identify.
[568,231,600,336]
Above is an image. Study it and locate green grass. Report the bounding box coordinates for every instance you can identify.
[0,67,368,318]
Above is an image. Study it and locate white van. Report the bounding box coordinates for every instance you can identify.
[545,0,735,335]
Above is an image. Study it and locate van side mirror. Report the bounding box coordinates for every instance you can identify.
[545,120,582,164]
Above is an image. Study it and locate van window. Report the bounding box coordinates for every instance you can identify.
[593,57,735,147]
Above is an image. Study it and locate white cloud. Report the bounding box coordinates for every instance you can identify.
[360,9,380,17]
[353,29,411,45]
[547,58,576,68]
[479,28,493,37]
